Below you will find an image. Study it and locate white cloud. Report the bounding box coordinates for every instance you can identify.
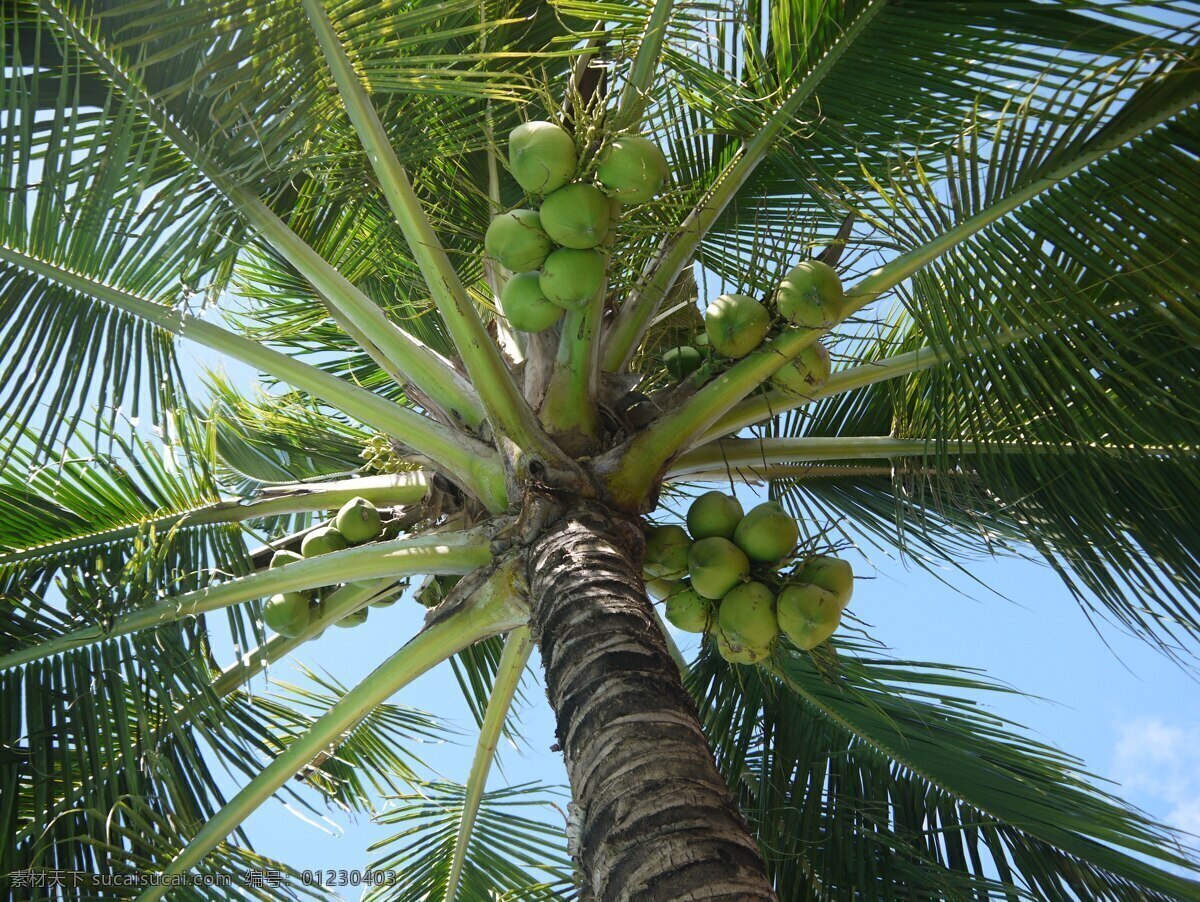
[1110,717,1200,837]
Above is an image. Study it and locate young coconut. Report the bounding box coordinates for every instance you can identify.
[776,582,844,650]
[687,491,744,541]
[704,294,770,358]
[688,536,750,600]
[643,524,692,581]
[644,576,679,600]
[664,583,711,633]
[484,209,553,271]
[500,272,564,332]
[775,259,844,329]
[301,526,348,558]
[539,248,605,309]
[336,607,369,628]
[772,341,832,396]
[596,136,669,204]
[796,555,854,604]
[733,501,799,563]
[663,345,702,381]
[335,497,382,545]
[264,592,311,638]
[508,121,577,194]
[539,183,610,248]
[718,582,779,654]
[269,550,304,569]
[715,630,759,665]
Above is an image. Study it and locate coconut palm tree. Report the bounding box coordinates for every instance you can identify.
[2,0,1199,897]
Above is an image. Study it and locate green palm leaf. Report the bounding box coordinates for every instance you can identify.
[691,641,1199,900]
[364,781,574,901]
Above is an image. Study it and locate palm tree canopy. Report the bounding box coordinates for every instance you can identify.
[2,0,1199,898]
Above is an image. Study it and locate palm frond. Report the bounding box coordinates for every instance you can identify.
[0,631,282,897]
[365,781,574,901]
[772,58,1200,641]
[216,667,446,815]
[0,421,256,656]
[690,641,1200,900]
[203,375,369,498]
[670,0,1198,287]
[0,3,239,452]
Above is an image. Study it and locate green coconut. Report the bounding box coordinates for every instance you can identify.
[775,259,844,329]
[704,294,770,359]
[733,501,799,563]
[644,525,692,581]
[796,555,854,604]
[718,581,779,650]
[269,550,304,569]
[772,341,832,396]
[663,345,702,380]
[264,592,310,638]
[596,136,669,204]
[539,248,605,309]
[484,209,553,271]
[335,607,369,628]
[301,526,348,558]
[539,183,610,249]
[715,631,760,665]
[508,121,577,194]
[776,582,842,650]
[687,491,744,541]
[500,272,564,332]
[335,496,382,545]
[644,576,679,600]
[664,584,711,633]
[688,536,750,600]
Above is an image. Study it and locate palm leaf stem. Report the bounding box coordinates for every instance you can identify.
[700,301,1139,443]
[38,0,485,428]
[301,0,573,475]
[136,568,529,900]
[600,0,886,370]
[668,436,1195,479]
[614,0,676,128]
[0,243,507,510]
[671,462,938,484]
[0,530,492,673]
[0,472,430,568]
[445,626,534,902]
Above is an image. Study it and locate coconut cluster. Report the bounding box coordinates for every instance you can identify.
[262,496,386,638]
[660,259,845,396]
[644,491,853,662]
[485,120,669,332]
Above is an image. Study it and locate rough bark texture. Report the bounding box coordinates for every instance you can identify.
[528,504,776,901]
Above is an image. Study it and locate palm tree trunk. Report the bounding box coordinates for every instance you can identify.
[528,504,776,901]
